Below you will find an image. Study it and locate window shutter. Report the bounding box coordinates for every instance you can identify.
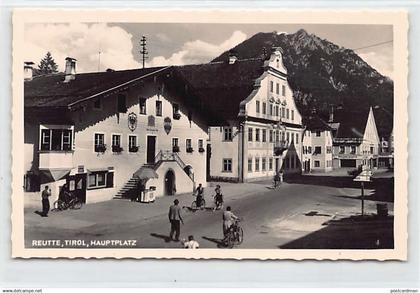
[106,172,114,188]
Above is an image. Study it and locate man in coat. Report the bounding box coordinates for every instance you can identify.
[168,199,184,241]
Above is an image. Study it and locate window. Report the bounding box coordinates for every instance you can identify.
[327,146,333,154]
[95,133,105,147]
[198,139,204,152]
[88,171,107,189]
[262,158,266,171]
[269,158,273,170]
[339,146,345,154]
[186,139,192,151]
[316,131,321,137]
[255,158,260,171]
[314,146,322,154]
[350,145,356,154]
[172,138,179,147]
[223,127,233,141]
[93,98,101,110]
[314,161,320,167]
[270,103,273,116]
[286,109,289,119]
[270,81,274,93]
[296,133,299,144]
[282,107,285,118]
[262,129,267,142]
[112,134,122,152]
[40,127,73,151]
[291,133,294,144]
[112,134,121,147]
[269,130,273,143]
[248,127,253,142]
[128,135,138,152]
[117,94,127,113]
[139,98,147,114]
[370,146,374,154]
[282,85,286,96]
[276,83,279,95]
[248,158,252,172]
[223,159,232,172]
[286,132,290,142]
[275,105,279,117]
[255,128,260,142]
[262,102,267,115]
[256,101,260,113]
[291,110,294,121]
[156,100,162,116]
[308,146,312,153]
[173,103,181,119]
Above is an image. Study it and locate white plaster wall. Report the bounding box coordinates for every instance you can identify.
[209,126,239,179]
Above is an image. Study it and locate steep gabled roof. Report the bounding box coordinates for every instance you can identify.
[24,66,167,108]
[303,115,332,132]
[173,58,265,123]
[333,107,370,139]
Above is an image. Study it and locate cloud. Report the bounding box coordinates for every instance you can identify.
[358,49,393,80]
[24,23,140,73]
[148,30,247,67]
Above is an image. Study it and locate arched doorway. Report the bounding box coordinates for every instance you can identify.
[164,169,176,196]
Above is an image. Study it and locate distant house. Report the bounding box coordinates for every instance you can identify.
[302,115,333,173]
[173,48,304,182]
[24,58,209,204]
[329,106,381,169]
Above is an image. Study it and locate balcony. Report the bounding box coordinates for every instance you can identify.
[39,150,74,170]
[273,140,288,156]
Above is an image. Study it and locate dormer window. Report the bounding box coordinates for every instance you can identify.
[173,103,181,120]
[139,98,147,114]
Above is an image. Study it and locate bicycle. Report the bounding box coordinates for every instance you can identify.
[224,219,244,248]
[53,192,82,211]
[191,195,206,211]
[213,195,224,211]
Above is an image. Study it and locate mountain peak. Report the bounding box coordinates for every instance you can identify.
[295,28,310,37]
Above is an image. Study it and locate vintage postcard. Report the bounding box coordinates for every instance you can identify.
[11,9,408,259]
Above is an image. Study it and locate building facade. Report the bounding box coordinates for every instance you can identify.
[302,116,333,173]
[24,60,209,204]
[330,107,381,169]
[203,49,304,182]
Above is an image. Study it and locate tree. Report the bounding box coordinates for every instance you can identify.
[38,52,58,75]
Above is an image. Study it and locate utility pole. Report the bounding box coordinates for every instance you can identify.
[140,35,148,69]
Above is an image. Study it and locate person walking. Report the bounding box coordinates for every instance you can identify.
[41,185,51,217]
[168,199,184,241]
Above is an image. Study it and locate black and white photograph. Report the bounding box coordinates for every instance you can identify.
[11,9,408,259]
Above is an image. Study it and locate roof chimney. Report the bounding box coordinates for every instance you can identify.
[328,105,334,122]
[228,50,238,64]
[64,57,77,83]
[24,61,35,81]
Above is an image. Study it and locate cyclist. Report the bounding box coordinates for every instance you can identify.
[222,206,239,238]
[213,184,223,211]
[195,183,204,209]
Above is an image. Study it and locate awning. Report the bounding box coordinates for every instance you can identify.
[39,169,71,183]
[133,166,159,180]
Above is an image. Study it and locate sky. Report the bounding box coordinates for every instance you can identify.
[24,23,393,79]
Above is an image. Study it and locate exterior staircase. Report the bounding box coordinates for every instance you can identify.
[113,176,140,199]
[114,150,194,200]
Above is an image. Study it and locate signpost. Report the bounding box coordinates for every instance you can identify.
[353,169,372,216]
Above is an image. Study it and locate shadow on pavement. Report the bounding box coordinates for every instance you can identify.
[150,233,171,243]
[202,236,226,248]
[285,175,394,203]
[279,215,394,249]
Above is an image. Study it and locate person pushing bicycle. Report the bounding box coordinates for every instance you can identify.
[194,183,204,209]
[213,184,223,211]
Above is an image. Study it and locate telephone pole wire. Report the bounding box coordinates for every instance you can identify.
[140,35,148,69]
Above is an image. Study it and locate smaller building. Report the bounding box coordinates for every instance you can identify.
[302,115,333,173]
[329,106,380,169]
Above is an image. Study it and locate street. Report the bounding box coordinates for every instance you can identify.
[25,177,394,249]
